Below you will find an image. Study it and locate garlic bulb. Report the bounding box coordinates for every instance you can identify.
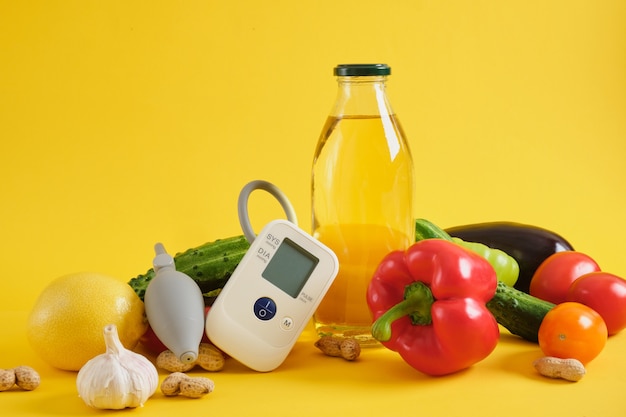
[76,324,158,409]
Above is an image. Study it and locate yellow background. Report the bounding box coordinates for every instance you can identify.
[1,1,625,416]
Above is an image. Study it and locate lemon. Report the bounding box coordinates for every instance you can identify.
[26,272,148,371]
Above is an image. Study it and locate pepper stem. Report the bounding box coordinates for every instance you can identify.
[371,281,434,342]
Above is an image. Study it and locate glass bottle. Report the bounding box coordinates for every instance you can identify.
[311,64,415,345]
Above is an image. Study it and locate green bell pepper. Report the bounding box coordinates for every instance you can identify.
[415,218,520,287]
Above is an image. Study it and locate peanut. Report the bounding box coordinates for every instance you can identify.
[161,372,215,399]
[156,350,196,373]
[156,343,226,373]
[179,376,214,399]
[196,343,225,372]
[0,366,40,391]
[0,369,16,391]
[13,366,40,391]
[315,336,342,357]
[533,356,586,382]
[161,372,185,396]
[315,336,361,361]
[339,338,361,361]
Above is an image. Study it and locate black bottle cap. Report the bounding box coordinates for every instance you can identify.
[334,64,391,76]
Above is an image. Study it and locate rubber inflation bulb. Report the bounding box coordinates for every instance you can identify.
[144,243,205,363]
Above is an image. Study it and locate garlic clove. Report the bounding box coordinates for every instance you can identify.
[77,323,159,409]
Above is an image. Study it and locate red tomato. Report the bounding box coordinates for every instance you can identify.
[140,306,211,354]
[567,272,626,336]
[538,302,607,365]
[529,251,600,304]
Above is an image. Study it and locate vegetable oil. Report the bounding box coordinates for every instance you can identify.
[312,64,414,345]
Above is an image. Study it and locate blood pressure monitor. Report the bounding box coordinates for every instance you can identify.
[205,181,339,372]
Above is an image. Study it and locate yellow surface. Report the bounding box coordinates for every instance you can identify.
[3,310,626,416]
[1,1,625,416]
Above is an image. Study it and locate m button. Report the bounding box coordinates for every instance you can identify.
[280,316,294,331]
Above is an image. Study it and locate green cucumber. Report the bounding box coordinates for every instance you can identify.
[487,281,555,343]
[128,235,250,304]
[415,217,454,241]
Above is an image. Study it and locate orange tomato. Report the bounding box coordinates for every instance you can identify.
[538,302,608,365]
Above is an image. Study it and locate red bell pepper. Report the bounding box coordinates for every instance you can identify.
[366,239,500,376]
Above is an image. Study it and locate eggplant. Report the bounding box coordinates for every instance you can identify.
[445,222,574,293]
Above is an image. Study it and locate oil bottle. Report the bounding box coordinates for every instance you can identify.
[311,64,415,345]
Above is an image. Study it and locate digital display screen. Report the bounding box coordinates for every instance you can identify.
[262,238,319,298]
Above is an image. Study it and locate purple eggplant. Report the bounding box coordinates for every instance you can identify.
[445,222,575,293]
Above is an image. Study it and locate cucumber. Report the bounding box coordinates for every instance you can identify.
[487,281,555,343]
[128,235,250,305]
[415,217,454,241]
